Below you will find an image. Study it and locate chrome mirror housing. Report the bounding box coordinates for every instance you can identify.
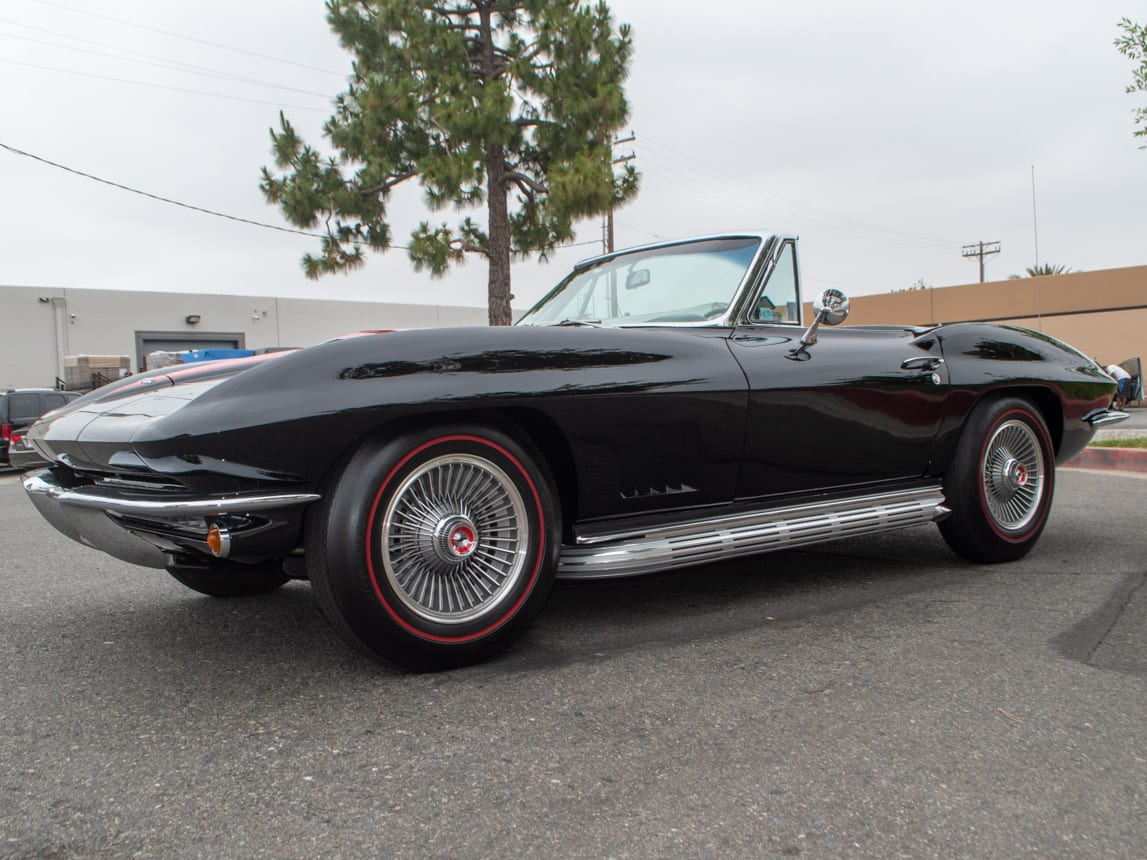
[792,288,851,356]
[813,288,850,326]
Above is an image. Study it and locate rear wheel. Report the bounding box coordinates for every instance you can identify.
[939,396,1055,563]
[307,426,559,672]
[166,560,290,597]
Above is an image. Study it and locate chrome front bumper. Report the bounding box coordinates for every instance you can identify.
[24,470,319,569]
[1085,409,1130,428]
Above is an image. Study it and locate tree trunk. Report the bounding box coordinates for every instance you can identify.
[485,143,513,327]
[477,3,512,327]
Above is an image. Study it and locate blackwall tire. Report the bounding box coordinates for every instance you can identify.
[166,561,290,597]
[939,396,1056,563]
[307,426,560,672]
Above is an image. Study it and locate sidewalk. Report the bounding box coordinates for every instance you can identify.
[1063,407,1147,473]
[1064,446,1147,473]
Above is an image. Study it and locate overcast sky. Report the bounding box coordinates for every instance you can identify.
[2,0,1145,313]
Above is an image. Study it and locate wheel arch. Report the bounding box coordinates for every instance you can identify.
[964,385,1064,454]
[312,406,579,541]
[1002,385,1063,455]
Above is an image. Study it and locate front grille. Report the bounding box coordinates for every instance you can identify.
[94,475,187,493]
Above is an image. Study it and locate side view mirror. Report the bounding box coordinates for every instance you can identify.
[789,289,851,360]
[812,288,849,326]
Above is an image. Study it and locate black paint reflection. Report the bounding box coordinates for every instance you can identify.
[964,339,1047,362]
[339,348,670,380]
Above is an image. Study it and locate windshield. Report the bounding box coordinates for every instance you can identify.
[516,236,762,326]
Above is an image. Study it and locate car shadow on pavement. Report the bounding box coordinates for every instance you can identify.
[7,528,978,684]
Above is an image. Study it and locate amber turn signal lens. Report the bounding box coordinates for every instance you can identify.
[206,524,224,557]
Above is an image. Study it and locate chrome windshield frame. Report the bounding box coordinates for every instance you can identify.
[516,232,794,329]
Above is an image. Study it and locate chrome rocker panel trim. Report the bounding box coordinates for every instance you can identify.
[557,486,948,580]
[23,470,319,570]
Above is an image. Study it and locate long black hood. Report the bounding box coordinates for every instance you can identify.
[28,325,744,495]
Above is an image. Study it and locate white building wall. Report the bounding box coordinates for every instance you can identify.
[0,285,490,389]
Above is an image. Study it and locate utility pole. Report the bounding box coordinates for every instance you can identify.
[962,240,1001,283]
[603,133,636,254]
[1030,165,1040,269]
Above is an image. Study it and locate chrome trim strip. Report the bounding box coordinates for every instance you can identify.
[574,487,942,545]
[1084,410,1130,427]
[23,473,319,517]
[558,486,946,580]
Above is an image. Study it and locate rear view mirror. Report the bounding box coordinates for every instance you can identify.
[625,269,650,290]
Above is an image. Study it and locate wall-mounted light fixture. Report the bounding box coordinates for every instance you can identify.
[37,296,51,303]
[185,314,202,325]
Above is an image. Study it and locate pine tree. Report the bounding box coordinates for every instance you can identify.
[260,0,638,325]
[1115,18,1147,146]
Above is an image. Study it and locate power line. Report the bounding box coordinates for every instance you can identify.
[638,152,954,252]
[0,141,321,238]
[641,134,956,248]
[0,141,605,255]
[26,0,346,77]
[613,220,664,242]
[0,58,330,113]
[603,133,636,253]
[0,27,335,98]
[961,241,1001,283]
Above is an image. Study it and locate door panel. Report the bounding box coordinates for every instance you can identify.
[730,325,948,500]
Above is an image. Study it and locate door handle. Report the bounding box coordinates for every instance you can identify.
[900,356,944,371]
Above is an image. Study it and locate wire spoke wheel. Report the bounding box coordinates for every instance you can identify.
[308,426,558,670]
[381,453,529,624]
[939,397,1055,564]
[980,419,1045,532]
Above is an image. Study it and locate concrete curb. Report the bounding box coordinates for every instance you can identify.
[1063,446,1147,474]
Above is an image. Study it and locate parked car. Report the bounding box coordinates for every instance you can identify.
[21,233,1125,671]
[0,388,80,467]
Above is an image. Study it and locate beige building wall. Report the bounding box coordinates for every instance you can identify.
[811,264,1147,368]
[0,285,489,390]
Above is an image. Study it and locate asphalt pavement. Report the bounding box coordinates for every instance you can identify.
[1,468,1145,859]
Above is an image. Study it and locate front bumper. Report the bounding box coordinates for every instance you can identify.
[1084,409,1130,428]
[24,469,319,569]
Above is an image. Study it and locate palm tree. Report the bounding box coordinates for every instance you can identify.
[1024,263,1071,276]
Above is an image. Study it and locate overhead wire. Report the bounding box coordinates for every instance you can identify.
[0,141,323,237]
[638,147,940,249]
[0,141,603,254]
[4,7,831,258]
[0,27,337,98]
[640,135,957,248]
[638,154,952,251]
[0,58,330,113]
[26,0,346,77]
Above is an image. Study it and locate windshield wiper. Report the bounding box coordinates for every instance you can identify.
[554,319,601,327]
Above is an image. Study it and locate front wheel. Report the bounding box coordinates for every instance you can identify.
[307,426,560,672]
[939,396,1056,563]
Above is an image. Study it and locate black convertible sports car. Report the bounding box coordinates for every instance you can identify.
[22,233,1127,670]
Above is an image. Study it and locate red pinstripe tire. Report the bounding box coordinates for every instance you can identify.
[939,396,1056,563]
[307,425,560,671]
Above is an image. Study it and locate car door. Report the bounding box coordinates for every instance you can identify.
[728,240,949,501]
[6,392,45,435]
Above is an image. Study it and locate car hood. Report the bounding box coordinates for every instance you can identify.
[27,353,291,472]
[28,325,728,479]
